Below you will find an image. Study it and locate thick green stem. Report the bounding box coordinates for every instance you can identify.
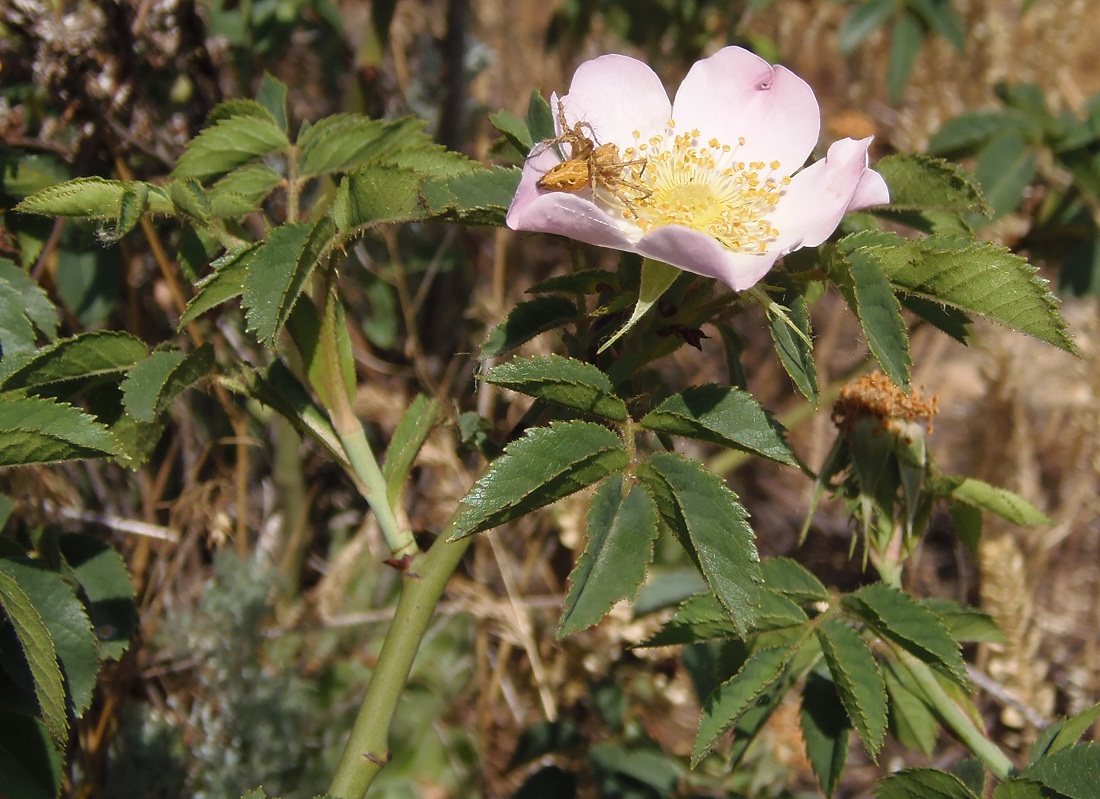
[897,650,1015,780]
[326,532,472,798]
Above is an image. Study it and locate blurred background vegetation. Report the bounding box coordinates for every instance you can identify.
[1,0,1098,796]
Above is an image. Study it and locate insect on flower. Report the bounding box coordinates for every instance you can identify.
[534,100,650,214]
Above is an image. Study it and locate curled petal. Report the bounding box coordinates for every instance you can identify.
[849,167,891,211]
[560,54,671,147]
[769,137,884,252]
[507,182,637,252]
[672,47,820,173]
[635,225,780,292]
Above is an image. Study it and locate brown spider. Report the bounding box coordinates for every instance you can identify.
[534,100,650,212]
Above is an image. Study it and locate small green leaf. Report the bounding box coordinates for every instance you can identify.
[256,73,288,133]
[0,712,63,799]
[527,269,619,295]
[485,355,628,422]
[59,534,137,661]
[482,296,578,357]
[488,108,533,153]
[297,115,426,178]
[333,164,427,232]
[208,164,284,217]
[760,557,829,603]
[15,177,128,219]
[887,10,924,103]
[909,0,966,52]
[692,646,791,765]
[816,619,888,759]
[0,396,122,465]
[1047,704,1100,755]
[944,476,1051,526]
[382,394,442,506]
[451,421,629,539]
[992,780,1059,799]
[838,232,1075,354]
[597,258,679,353]
[0,557,99,718]
[0,258,58,344]
[844,582,969,687]
[0,330,147,392]
[838,0,896,54]
[205,98,278,126]
[928,110,1043,157]
[173,115,289,182]
[243,217,335,347]
[901,294,972,344]
[558,476,659,636]
[920,598,1005,644]
[882,658,940,755]
[168,178,212,223]
[768,294,818,402]
[526,91,557,143]
[639,592,741,647]
[636,453,761,635]
[1020,744,1100,799]
[948,498,983,553]
[120,345,214,423]
[847,249,911,389]
[241,359,349,469]
[874,153,990,216]
[801,672,851,797]
[754,589,810,630]
[0,570,67,746]
[425,166,521,226]
[179,245,260,326]
[975,130,1038,219]
[590,742,682,794]
[640,384,794,465]
[875,768,981,799]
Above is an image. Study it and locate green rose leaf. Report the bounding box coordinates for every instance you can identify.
[640,384,794,465]
[243,218,335,347]
[844,582,969,687]
[558,475,659,636]
[692,646,792,765]
[451,421,629,539]
[800,672,851,798]
[816,619,888,760]
[0,396,122,465]
[637,452,761,635]
[120,345,215,423]
[875,768,981,799]
[485,355,628,422]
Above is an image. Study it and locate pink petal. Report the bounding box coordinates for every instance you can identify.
[848,166,891,211]
[506,177,638,252]
[635,225,782,292]
[671,46,820,174]
[768,137,883,252]
[560,54,672,147]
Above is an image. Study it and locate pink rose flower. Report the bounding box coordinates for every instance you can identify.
[506,47,890,291]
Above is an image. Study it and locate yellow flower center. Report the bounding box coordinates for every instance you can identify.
[617,121,791,254]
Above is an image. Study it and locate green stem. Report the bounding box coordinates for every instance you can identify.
[897,650,1014,780]
[326,532,472,798]
[318,277,418,560]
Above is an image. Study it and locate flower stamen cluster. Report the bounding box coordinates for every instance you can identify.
[617,125,791,254]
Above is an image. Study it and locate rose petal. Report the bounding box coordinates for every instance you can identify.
[768,137,882,251]
[635,225,781,291]
[507,187,638,252]
[848,166,891,211]
[560,54,672,147]
[672,46,820,173]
